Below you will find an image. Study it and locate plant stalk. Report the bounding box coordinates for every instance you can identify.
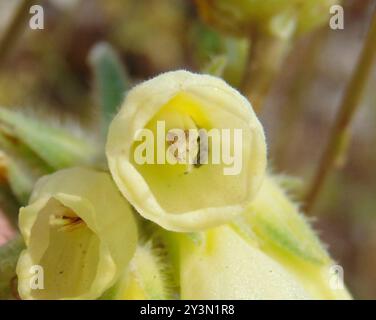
[242,30,293,113]
[304,9,376,213]
[0,0,32,66]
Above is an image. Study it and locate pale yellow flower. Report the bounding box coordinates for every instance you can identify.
[16,167,138,300]
[106,70,266,232]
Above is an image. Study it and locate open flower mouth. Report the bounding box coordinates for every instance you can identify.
[49,209,85,232]
[17,167,138,300]
[129,91,253,214]
[132,91,212,172]
[26,198,100,299]
[165,126,208,174]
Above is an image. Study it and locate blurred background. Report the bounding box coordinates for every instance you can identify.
[0,0,375,299]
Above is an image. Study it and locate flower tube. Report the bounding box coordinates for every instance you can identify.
[160,175,352,300]
[16,167,138,300]
[242,175,352,299]
[164,226,310,299]
[106,70,266,232]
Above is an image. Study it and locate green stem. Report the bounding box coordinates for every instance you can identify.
[304,9,376,213]
[0,0,32,66]
[0,235,25,299]
[242,29,293,113]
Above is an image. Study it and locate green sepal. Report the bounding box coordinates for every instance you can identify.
[108,240,176,300]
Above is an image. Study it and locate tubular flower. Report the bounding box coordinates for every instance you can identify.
[242,175,352,299]
[161,175,352,300]
[106,70,266,232]
[164,226,310,300]
[16,167,138,300]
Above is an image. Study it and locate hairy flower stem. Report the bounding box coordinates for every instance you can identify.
[242,31,292,113]
[0,0,31,66]
[304,9,376,213]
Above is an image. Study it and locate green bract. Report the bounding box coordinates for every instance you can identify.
[0,107,97,170]
[106,70,266,232]
[16,167,138,300]
[0,133,51,204]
